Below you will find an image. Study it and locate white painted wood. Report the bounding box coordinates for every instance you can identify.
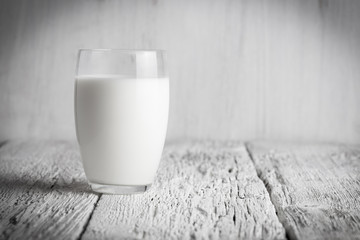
[0,0,360,143]
[0,141,99,240]
[2,140,360,239]
[247,141,360,240]
[82,141,285,240]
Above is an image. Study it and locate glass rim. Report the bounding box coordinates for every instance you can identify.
[78,48,166,53]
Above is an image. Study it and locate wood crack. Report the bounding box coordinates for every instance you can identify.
[76,193,102,240]
[244,142,290,240]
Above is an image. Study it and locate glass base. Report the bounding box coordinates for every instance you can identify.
[90,182,152,195]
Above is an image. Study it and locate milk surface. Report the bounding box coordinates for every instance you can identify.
[75,75,169,185]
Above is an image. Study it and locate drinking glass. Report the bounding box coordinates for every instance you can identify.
[75,49,169,194]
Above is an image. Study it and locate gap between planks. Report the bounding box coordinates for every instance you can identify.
[244,142,290,240]
[77,194,102,240]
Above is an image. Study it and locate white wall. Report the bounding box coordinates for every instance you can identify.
[0,0,360,143]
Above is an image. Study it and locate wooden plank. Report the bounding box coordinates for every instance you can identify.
[82,141,286,240]
[247,142,360,240]
[0,141,99,240]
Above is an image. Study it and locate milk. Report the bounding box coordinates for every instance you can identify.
[75,75,169,186]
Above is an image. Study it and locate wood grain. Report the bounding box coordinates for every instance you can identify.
[0,141,99,240]
[82,141,286,240]
[1,0,360,143]
[247,142,360,240]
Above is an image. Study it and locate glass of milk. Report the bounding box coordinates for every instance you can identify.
[75,49,169,194]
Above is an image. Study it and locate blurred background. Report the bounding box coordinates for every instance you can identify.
[0,0,359,143]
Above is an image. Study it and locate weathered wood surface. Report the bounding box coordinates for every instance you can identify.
[82,141,285,240]
[2,140,360,240]
[247,142,360,240]
[0,141,99,240]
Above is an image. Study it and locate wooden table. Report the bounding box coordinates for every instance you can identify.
[0,140,359,240]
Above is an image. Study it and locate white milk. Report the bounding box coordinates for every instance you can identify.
[75,75,169,186]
